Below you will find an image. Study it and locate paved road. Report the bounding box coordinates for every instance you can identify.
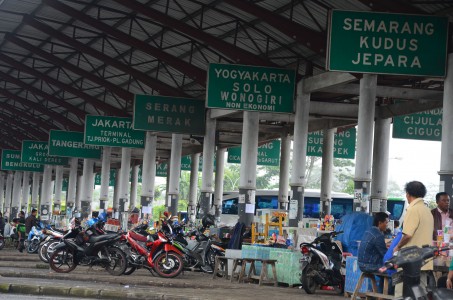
[0,248,345,300]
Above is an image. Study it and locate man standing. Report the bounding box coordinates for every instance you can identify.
[394,181,434,297]
[25,209,38,235]
[358,212,389,273]
[431,192,453,239]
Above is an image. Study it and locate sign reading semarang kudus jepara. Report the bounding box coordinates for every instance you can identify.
[307,128,356,159]
[49,130,102,159]
[84,115,145,148]
[1,150,43,172]
[228,140,281,166]
[133,95,205,135]
[21,141,69,165]
[392,108,442,141]
[206,63,296,113]
[327,10,448,77]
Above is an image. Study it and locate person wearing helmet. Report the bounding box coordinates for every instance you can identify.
[201,214,215,229]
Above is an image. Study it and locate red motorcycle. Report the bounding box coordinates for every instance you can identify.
[122,223,184,278]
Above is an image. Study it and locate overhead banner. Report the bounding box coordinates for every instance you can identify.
[227,140,281,166]
[392,108,442,141]
[307,128,356,159]
[84,115,145,148]
[133,95,205,135]
[206,63,296,113]
[49,130,102,159]
[327,10,448,76]
[1,150,43,172]
[21,141,69,165]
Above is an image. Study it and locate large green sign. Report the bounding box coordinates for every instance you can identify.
[49,130,102,159]
[156,162,168,177]
[85,116,145,148]
[133,95,205,135]
[1,150,43,172]
[181,155,205,171]
[392,108,442,141]
[95,169,116,186]
[307,128,356,159]
[228,140,281,166]
[327,10,448,76]
[206,63,296,113]
[21,141,69,165]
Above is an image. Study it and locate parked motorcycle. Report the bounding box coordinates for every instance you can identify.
[49,220,127,275]
[380,245,453,299]
[38,227,66,263]
[27,223,48,253]
[0,233,4,250]
[299,231,345,294]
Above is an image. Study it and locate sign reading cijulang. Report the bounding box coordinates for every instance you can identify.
[392,108,442,141]
[49,130,102,159]
[1,149,43,172]
[206,63,296,113]
[21,141,69,165]
[133,95,205,135]
[327,10,448,76]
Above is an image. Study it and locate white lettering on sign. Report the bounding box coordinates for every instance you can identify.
[52,140,99,149]
[214,69,291,83]
[343,19,434,35]
[145,103,195,114]
[91,119,133,129]
[28,143,47,150]
[147,116,191,127]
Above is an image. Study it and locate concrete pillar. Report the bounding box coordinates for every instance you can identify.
[238,111,259,225]
[278,134,291,209]
[67,157,78,216]
[320,128,335,217]
[214,148,226,221]
[4,172,13,218]
[440,53,453,205]
[130,164,140,209]
[99,147,111,211]
[168,134,183,216]
[188,153,200,222]
[371,118,391,213]
[54,166,63,214]
[11,171,23,219]
[40,165,53,222]
[290,81,311,227]
[141,133,157,219]
[354,74,377,213]
[113,168,120,218]
[200,112,216,218]
[21,172,30,213]
[80,159,94,218]
[31,172,40,212]
[0,173,4,214]
[119,148,132,215]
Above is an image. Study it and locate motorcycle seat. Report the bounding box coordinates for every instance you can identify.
[129,231,147,242]
[89,233,119,243]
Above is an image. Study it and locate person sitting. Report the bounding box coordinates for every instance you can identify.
[431,192,453,240]
[358,212,389,273]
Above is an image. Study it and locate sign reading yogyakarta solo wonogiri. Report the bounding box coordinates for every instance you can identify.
[206,63,296,113]
[327,10,448,77]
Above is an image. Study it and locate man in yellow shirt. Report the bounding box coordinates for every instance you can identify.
[393,181,434,297]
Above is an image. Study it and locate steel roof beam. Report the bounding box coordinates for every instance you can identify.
[0,111,47,140]
[0,121,31,142]
[0,68,85,120]
[112,0,277,67]
[5,34,133,105]
[357,0,424,14]
[0,130,22,149]
[43,0,207,86]
[25,16,190,98]
[0,88,82,131]
[0,52,128,117]
[1,102,54,132]
[223,0,326,55]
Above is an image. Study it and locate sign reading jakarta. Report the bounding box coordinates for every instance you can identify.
[21,141,69,165]
[392,108,442,141]
[327,10,448,76]
[207,63,296,113]
[1,150,43,172]
[49,130,102,159]
[133,95,205,135]
[85,116,145,148]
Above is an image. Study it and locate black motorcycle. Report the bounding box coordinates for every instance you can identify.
[299,231,345,294]
[49,223,127,275]
[381,245,453,300]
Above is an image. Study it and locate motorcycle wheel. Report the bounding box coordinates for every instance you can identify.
[123,266,136,275]
[302,265,319,294]
[105,247,127,276]
[153,252,184,278]
[49,248,77,273]
[27,239,40,254]
[38,241,50,263]
[0,238,4,250]
[45,240,60,261]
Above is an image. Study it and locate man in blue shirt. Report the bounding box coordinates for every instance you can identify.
[358,212,389,273]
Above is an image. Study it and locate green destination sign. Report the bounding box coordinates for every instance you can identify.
[156,162,168,177]
[307,128,356,159]
[181,155,206,171]
[62,177,68,191]
[95,169,116,186]
[206,63,296,113]
[133,95,205,135]
[327,10,448,76]
[49,130,102,159]
[228,140,281,166]
[392,108,442,141]
[85,115,145,148]
[1,150,43,172]
[21,141,69,165]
